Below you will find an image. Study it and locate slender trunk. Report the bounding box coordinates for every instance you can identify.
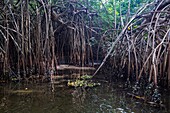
[17,18,20,79]
[119,1,124,27]
[4,9,9,77]
[168,43,170,87]
[21,1,26,78]
[127,0,131,23]
[89,17,94,67]
[114,0,116,29]
[41,0,49,77]
[36,6,41,74]
[25,0,29,75]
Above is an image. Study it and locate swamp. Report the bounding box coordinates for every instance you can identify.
[0,0,170,113]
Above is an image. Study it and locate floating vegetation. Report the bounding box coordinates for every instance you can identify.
[6,88,44,95]
[10,90,33,94]
[67,80,101,88]
[67,75,100,88]
[80,74,93,80]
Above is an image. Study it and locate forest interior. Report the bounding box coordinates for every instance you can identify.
[0,0,170,112]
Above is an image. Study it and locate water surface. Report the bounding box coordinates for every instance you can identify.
[0,82,169,113]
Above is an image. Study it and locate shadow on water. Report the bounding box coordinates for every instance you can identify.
[0,82,169,113]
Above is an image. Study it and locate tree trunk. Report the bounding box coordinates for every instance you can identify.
[168,43,170,87]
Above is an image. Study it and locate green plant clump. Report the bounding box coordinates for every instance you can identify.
[68,75,100,88]
[80,74,93,80]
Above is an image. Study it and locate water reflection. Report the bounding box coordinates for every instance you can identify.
[0,83,169,113]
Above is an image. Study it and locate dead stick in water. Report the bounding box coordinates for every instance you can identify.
[127,93,165,108]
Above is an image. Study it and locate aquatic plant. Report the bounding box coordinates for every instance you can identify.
[67,74,100,88]
[80,74,93,80]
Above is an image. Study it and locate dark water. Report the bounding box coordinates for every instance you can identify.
[0,82,169,113]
